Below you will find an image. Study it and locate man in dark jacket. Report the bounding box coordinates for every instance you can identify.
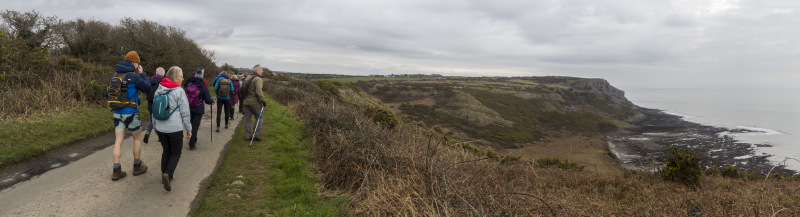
[110,51,150,181]
[185,70,214,150]
[143,67,165,144]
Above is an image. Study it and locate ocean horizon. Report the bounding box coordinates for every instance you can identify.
[625,86,800,173]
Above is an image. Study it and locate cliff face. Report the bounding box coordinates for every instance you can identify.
[569,78,631,106]
[352,76,640,149]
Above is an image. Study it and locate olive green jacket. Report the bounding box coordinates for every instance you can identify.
[242,75,266,106]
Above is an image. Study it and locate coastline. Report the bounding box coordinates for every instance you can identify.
[607,107,796,176]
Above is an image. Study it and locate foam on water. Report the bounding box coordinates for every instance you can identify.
[626,87,800,173]
[733,126,783,136]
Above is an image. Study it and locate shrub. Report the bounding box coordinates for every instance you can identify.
[531,156,585,171]
[315,81,340,98]
[288,78,320,93]
[363,105,398,129]
[720,164,740,178]
[660,146,701,187]
[57,56,83,70]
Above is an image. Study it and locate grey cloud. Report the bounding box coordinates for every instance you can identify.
[3,0,800,89]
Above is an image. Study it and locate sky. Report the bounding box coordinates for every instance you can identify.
[3,0,800,90]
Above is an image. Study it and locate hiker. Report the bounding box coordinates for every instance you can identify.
[143,67,165,144]
[184,69,214,151]
[238,73,247,114]
[242,64,268,141]
[212,70,234,132]
[229,75,241,120]
[152,66,192,191]
[108,51,150,181]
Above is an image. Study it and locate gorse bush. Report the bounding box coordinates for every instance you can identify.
[363,105,398,129]
[661,146,702,187]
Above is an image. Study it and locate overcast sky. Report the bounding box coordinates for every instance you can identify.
[3,0,800,90]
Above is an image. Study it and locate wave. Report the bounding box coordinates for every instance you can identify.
[730,126,783,136]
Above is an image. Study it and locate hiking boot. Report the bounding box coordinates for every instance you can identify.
[133,161,148,175]
[112,168,127,181]
[143,133,150,144]
[225,123,229,129]
[245,137,251,141]
[253,137,262,141]
[190,147,197,151]
[162,173,171,191]
[216,128,220,132]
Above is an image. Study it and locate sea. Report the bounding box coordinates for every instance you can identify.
[625,87,800,173]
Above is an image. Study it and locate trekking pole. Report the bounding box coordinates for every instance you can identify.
[249,106,264,147]
[210,100,213,143]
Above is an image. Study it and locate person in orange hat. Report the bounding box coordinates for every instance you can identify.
[109,51,151,181]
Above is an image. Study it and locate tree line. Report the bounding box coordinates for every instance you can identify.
[1,10,219,77]
[0,10,221,117]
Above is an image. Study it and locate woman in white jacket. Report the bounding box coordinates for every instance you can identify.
[153,66,192,191]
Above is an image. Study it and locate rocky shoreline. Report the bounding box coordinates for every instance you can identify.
[607,107,795,176]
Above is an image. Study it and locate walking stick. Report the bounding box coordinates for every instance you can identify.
[210,99,213,143]
[249,106,264,147]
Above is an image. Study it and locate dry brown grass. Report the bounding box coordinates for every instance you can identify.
[0,67,109,121]
[265,78,800,216]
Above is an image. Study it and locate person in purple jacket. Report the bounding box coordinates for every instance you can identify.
[110,51,150,181]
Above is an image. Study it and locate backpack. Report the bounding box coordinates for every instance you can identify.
[231,79,241,95]
[239,76,257,101]
[186,84,202,107]
[217,78,231,97]
[107,72,138,109]
[151,90,179,120]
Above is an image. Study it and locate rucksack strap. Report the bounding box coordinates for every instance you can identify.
[244,76,257,92]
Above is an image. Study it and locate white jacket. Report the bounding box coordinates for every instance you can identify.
[153,84,192,133]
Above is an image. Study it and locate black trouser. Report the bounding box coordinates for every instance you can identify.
[189,113,203,148]
[216,99,231,128]
[157,131,183,179]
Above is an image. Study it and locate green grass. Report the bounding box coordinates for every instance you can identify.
[192,94,348,217]
[0,105,113,168]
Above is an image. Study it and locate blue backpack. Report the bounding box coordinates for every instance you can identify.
[152,90,179,120]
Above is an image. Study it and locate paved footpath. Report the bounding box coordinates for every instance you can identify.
[0,104,244,216]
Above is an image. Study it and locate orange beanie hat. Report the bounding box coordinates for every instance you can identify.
[124,51,140,63]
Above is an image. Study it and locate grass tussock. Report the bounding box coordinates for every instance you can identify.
[265,77,800,216]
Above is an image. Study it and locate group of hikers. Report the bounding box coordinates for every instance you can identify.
[107,51,267,191]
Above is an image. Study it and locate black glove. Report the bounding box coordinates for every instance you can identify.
[210,100,215,105]
[261,101,266,107]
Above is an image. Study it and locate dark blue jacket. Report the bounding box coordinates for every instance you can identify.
[146,75,164,113]
[112,61,150,115]
[149,75,164,89]
[187,77,214,114]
